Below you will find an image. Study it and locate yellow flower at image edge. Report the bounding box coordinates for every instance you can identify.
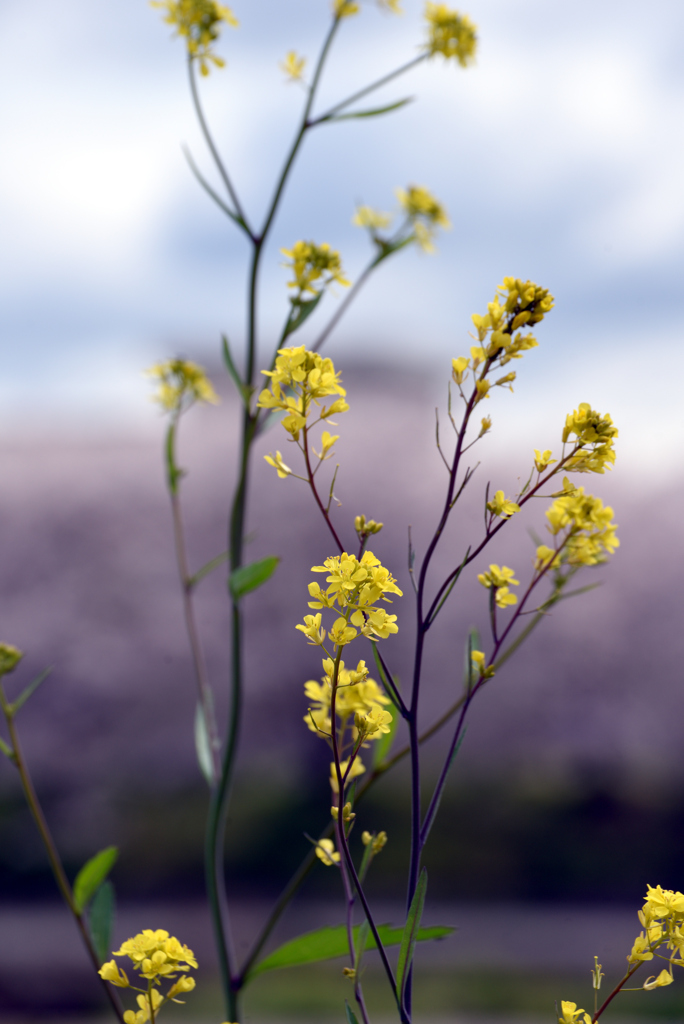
[424,3,477,66]
[151,0,238,75]
[558,1001,592,1024]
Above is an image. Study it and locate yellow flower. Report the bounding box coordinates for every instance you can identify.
[113,930,197,979]
[123,989,164,1024]
[557,1002,591,1024]
[362,830,388,852]
[330,756,366,792]
[479,416,492,436]
[643,969,674,990]
[424,3,477,65]
[353,206,393,232]
[563,403,618,475]
[486,490,520,519]
[296,613,327,646]
[451,356,470,384]
[313,430,339,461]
[333,0,360,16]
[470,650,494,678]
[545,488,619,566]
[643,884,684,920]
[315,838,341,865]
[304,659,389,738]
[477,564,519,608]
[264,451,292,479]
[396,184,450,252]
[534,545,561,572]
[281,240,351,297]
[534,448,556,472]
[151,0,238,76]
[354,514,383,537]
[354,703,393,738]
[280,50,306,80]
[98,961,130,987]
[627,932,655,963]
[257,347,348,442]
[145,359,219,414]
[475,379,491,402]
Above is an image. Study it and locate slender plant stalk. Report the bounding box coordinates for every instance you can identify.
[0,692,125,1023]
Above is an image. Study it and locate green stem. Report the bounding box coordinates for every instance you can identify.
[0,689,125,1022]
[310,54,426,125]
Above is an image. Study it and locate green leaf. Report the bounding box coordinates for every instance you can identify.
[329,98,414,121]
[396,867,428,1003]
[229,556,280,600]
[247,920,452,978]
[283,292,323,340]
[73,847,118,914]
[189,550,229,588]
[88,880,116,964]
[345,1001,360,1024]
[194,704,214,786]
[373,703,399,769]
[222,335,252,405]
[0,736,15,762]
[10,667,52,715]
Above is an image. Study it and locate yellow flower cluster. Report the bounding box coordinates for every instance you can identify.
[396,185,450,252]
[545,487,619,566]
[146,359,219,413]
[99,930,197,1023]
[257,346,348,445]
[151,0,238,76]
[562,403,618,474]
[477,563,519,608]
[304,658,391,738]
[452,278,553,404]
[424,3,477,66]
[297,551,403,648]
[281,241,350,297]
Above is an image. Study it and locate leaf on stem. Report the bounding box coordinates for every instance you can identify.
[373,702,399,769]
[222,335,253,405]
[88,880,116,965]
[246,921,452,978]
[396,867,428,1004]
[284,292,324,340]
[229,557,280,600]
[10,667,52,715]
[0,736,15,762]
[326,98,414,122]
[73,847,118,914]
[345,1001,360,1024]
[194,703,214,786]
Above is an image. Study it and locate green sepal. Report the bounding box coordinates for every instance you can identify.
[396,867,428,1004]
[73,846,118,914]
[88,880,116,964]
[283,292,324,340]
[327,98,414,122]
[345,1001,360,1024]
[10,668,52,716]
[222,335,253,405]
[229,556,280,600]
[247,920,452,978]
[194,703,214,786]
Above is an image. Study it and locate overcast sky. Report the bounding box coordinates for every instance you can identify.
[0,0,683,472]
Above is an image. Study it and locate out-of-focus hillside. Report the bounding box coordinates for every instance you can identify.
[0,363,681,896]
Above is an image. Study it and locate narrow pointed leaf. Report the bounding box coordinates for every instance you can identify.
[345,1001,360,1024]
[73,847,118,914]
[229,556,280,600]
[329,98,413,121]
[222,335,252,404]
[88,880,116,964]
[10,667,52,715]
[421,729,467,845]
[283,292,323,339]
[247,920,451,978]
[190,550,229,588]
[373,702,399,769]
[396,867,428,1002]
[194,704,214,786]
[0,736,15,762]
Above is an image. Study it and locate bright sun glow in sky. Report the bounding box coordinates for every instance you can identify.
[0,0,682,470]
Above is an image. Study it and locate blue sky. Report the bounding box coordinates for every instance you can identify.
[0,0,683,469]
